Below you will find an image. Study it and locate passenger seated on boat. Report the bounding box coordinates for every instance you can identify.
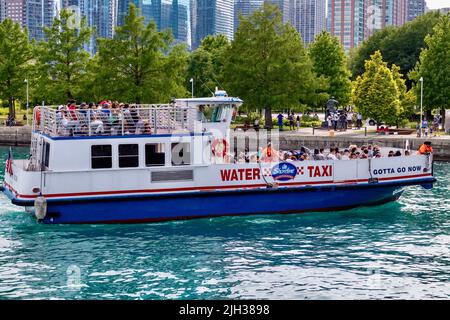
[388,150,395,157]
[89,113,104,134]
[405,150,411,156]
[59,109,79,136]
[394,150,402,157]
[122,104,136,134]
[326,147,338,160]
[341,149,350,160]
[261,142,279,162]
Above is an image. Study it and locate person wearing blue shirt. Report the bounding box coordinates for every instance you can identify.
[277,113,284,131]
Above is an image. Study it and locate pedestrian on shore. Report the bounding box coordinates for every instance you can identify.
[277,113,283,131]
[296,115,301,131]
[288,113,294,130]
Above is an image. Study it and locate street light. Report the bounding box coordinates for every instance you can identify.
[190,78,194,98]
[24,79,29,126]
[419,77,423,137]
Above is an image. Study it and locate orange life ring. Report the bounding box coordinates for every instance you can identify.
[212,139,228,157]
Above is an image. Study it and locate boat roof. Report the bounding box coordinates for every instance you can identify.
[176,97,243,104]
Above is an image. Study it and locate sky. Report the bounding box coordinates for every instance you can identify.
[426,0,450,9]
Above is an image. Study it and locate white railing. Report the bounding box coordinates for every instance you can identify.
[32,104,198,137]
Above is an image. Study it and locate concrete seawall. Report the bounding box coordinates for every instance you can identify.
[1,126,449,161]
[0,126,32,146]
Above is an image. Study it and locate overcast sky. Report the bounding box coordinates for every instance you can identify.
[426,0,450,9]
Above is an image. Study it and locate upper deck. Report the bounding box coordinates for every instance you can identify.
[32,94,243,139]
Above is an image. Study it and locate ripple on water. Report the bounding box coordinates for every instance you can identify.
[0,149,449,299]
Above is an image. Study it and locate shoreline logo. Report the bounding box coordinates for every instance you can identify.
[271,162,297,181]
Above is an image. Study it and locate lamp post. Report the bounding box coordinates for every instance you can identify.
[24,79,29,126]
[419,77,423,137]
[190,78,194,98]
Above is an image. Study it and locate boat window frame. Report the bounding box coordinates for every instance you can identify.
[118,144,140,168]
[145,143,166,167]
[91,144,113,169]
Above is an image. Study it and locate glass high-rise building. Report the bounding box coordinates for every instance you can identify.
[190,0,233,50]
[328,0,365,51]
[290,0,326,44]
[407,0,426,22]
[234,0,263,32]
[142,0,189,45]
[0,0,59,40]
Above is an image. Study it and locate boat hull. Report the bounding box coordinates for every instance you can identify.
[13,183,409,224]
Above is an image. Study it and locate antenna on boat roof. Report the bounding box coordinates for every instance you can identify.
[211,74,225,92]
[197,78,215,96]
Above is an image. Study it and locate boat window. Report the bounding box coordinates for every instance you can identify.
[198,104,228,123]
[119,144,139,168]
[91,145,112,169]
[171,142,190,166]
[145,143,165,167]
[42,141,50,169]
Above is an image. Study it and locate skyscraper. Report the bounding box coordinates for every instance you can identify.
[265,0,290,23]
[141,0,189,45]
[190,0,233,50]
[234,0,263,32]
[0,0,5,22]
[290,0,326,44]
[406,0,426,22]
[328,0,365,51]
[117,0,142,26]
[364,0,408,39]
[25,0,60,40]
[1,0,26,26]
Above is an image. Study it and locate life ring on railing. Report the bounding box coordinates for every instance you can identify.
[212,139,228,157]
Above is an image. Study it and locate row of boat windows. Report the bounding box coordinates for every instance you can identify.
[91,143,191,169]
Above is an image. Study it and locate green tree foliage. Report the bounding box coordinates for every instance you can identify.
[92,4,188,103]
[349,11,442,81]
[410,14,450,117]
[352,51,400,126]
[35,9,93,104]
[309,31,351,106]
[0,19,33,119]
[391,64,416,124]
[187,35,230,97]
[222,3,320,127]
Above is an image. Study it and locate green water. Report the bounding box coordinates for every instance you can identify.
[0,146,449,299]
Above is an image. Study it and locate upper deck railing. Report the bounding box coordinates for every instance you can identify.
[32,104,198,137]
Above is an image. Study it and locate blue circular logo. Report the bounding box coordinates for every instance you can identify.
[271,162,297,181]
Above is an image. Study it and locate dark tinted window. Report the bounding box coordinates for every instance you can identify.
[43,141,50,168]
[171,143,190,166]
[145,144,165,166]
[119,144,139,168]
[91,145,112,169]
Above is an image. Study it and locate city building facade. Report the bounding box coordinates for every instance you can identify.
[290,0,326,44]
[407,0,426,22]
[190,0,233,49]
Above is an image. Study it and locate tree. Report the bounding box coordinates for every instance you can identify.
[391,64,415,125]
[309,31,352,106]
[222,3,320,127]
[186,34,230,97]
[35,9,93,104]
[352,51,400,126]
[349,11,442,82]
[410,14,450,123]
[93,4,188,103]
[0,19,33,120]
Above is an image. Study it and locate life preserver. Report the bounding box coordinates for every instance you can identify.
[212,139,228,157]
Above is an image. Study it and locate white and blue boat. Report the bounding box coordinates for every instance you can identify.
[2,91,436,224]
